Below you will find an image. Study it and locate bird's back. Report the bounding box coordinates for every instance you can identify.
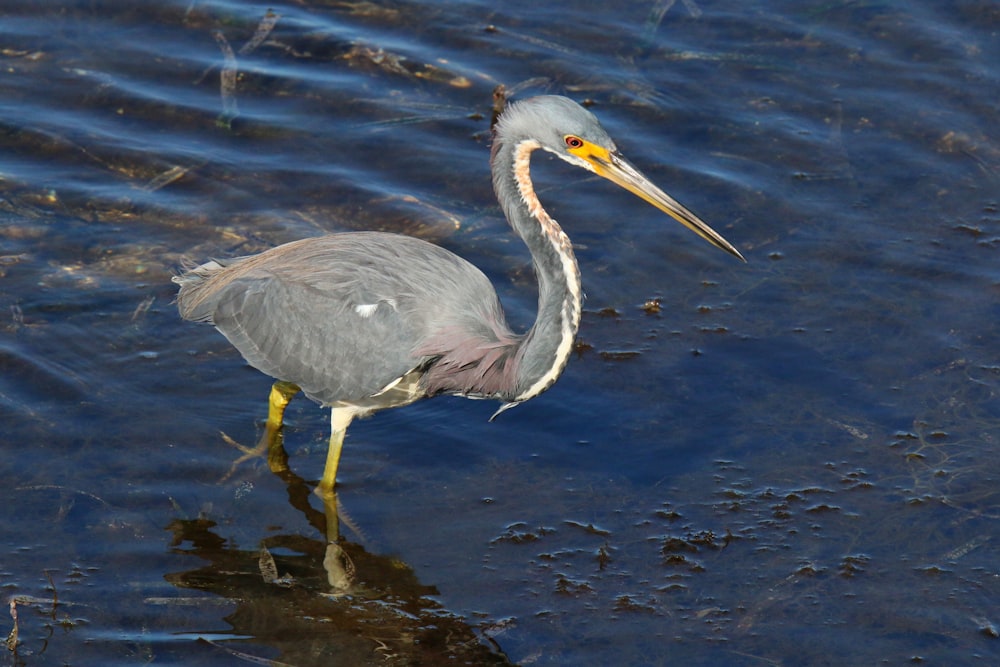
[174,232,517,407]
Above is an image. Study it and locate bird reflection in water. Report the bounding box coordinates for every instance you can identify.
[165,455,514,665]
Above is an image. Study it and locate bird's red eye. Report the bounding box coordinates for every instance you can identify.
[565,135,584,149]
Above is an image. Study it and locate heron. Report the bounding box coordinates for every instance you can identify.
[174,95,744,495]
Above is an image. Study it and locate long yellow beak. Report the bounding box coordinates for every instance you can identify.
[570,139,745,262]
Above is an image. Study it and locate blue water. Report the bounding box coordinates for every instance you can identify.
[2,1,998,664]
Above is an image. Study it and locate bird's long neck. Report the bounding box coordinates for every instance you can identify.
[492,136,583,403]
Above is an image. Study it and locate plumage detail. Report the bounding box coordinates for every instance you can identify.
[174,232,524,409]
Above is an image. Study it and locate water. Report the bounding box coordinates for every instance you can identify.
[2,0,998,664]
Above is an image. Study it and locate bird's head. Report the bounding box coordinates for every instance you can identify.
[497,95,745,262]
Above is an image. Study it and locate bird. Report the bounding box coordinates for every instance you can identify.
[173,95,744,495]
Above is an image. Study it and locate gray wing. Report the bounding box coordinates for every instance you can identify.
[177,232,510,406]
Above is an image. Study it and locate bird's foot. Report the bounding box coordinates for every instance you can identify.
[218,424,290,483]
[323,541,356,591]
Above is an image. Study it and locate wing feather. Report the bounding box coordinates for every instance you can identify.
[175,232,514,405]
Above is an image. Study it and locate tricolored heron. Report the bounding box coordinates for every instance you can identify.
[174,95,744,495]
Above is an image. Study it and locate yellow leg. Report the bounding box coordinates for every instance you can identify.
[220,380,301,481]
[317,407,355,495]
[267,380,302,428]
[262,381,300,473]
